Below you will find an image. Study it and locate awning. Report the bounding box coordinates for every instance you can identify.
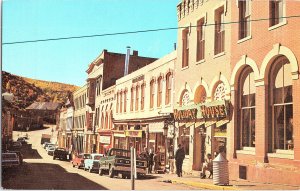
[216,117,230,127]
[205,120,216,127]
[148,122,164,133]
[195,121,205,127]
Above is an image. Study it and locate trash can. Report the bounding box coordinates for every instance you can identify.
[212,153,229,185]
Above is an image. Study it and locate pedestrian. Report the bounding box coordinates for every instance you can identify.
[175,144,185,177]
[153,150,161,173]
[148,149,154,173]
[139,147,150,173]
[200,153,213,179]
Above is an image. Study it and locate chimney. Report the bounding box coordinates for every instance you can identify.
[124,46,130,76]
[132,50,138,56]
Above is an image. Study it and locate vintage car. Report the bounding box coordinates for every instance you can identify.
[84,153,104,173]
[2,153,20,168]
[98,148,147,179]
[72,153,91,169]
[53,148,70,161]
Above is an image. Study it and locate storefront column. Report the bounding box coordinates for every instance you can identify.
[228,88,238,160]
[293,80,300,160]
[255,85,269,163]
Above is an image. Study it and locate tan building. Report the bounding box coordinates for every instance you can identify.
[72,84,87,155]
[174,0,232,174]
[114,51,176,171]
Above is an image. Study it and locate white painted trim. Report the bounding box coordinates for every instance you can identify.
[209,74,230,100]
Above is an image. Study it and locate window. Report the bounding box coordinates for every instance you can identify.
[130,88,134,111]
[239,0,251,39]
[116,93,119,113]
[124,90,127,112]
[269,57,293,151]
[120,92,123,113]
[194,85,206,104]
[96,77,101,96]
[180,90,190,106]
[165,73,172,105]
[270,0,284,27]
[157,77,163,107]
[141,83,145,110]
[182,28,189,68]
[214,6,225,55]
[135,85,139,111]
[105,112,108,129]
[150,80,155,109]
[109,111,113,129]
[101,113,104,129]
[213,82,226,101]
[197,18,205,61]
[239,67,255,148]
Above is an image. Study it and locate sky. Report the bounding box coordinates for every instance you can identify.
[2,0,179,87]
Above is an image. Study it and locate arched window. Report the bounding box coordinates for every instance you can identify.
[130,87,134,111]
[157,77,163,107]
[141,83,145,110]
[120,92,123,113]
[150,80,155,108]
[116,92,119,113]
[101,113,104,129]
[239,67,255,148]
[124,90,127,112]
[180,90,190,106]
[105,112,109,129]
[269,56,293,151]
[109,111,113,129]
[165,73,172,105]
[213,82,226,101]
[194,85,206,104]
[135,85,139,111]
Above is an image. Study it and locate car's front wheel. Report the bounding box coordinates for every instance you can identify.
[99,168,104,176]
[109,167,115,178]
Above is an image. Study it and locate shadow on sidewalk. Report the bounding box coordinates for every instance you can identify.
[2,162,108,190]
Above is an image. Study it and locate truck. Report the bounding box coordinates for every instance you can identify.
[98,148,147,179]
[40,134,51,145]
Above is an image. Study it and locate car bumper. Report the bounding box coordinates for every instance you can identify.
[114,166,146,174]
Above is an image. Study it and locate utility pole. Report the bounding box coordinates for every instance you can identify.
[131,146,136,190]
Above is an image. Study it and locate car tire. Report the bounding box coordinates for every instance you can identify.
[53,156,55,160]
[88,168,92,173]
[77,164,80,169]
[99,168,104,176]
[109,167,115,178]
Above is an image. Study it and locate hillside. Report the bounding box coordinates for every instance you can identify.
[2,71,79,110]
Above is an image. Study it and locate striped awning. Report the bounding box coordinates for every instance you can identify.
[216,117,230,127]
[204,120,216,127]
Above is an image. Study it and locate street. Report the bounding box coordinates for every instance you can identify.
[2,126,198,190]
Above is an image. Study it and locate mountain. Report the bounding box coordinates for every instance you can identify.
[2,71,79,110]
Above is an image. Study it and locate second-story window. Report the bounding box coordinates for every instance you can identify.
[124,90,127,112]
[96,77,101,96]
[150,80,155,109]
[135,85,139,111]
[120,92,123,113]
[165,73,172,105]
[157,77,163,107]
[197,18,205,61]
[239,0,251,40]
[214,6,225,55]
[116,93,119,113]
[141,83,145,110]
[270,0,284,27]
[130,87,134,111]
[182,28,189,68]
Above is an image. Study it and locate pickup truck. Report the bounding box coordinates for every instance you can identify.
[2,153,20,168]
[98,148,147,179]
[84,153,104,173]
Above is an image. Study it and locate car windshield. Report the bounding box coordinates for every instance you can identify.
[2,154,17,159]
[94,155,102,160]
[83,154,91,159]
[110,149,130,157]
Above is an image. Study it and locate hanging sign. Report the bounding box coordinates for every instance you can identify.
[125,130,143,137]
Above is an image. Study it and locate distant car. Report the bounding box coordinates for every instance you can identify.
[53,148,70,161]
[44,143,55,150]
[84,153,104,173]
[72,153,91,169]
[17,137,27,144]
[47,147,55,156]
[12,141,22,149]
[7,151,23,165]
[2,153,20,168]
[46,145,55,152]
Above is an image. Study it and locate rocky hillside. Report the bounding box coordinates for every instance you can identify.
[2,71,79,110]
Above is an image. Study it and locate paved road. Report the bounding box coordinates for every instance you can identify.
[2,125,198,190]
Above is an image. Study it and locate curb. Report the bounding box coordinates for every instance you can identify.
[172,180,239,190]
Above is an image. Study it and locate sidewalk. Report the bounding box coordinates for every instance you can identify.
[159,173,300,190]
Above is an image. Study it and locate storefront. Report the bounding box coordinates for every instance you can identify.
[97,130,112,154]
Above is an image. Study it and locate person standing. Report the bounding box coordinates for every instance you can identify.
[175,144,185,177]
[153,150,161,173]
[148,149,154,173]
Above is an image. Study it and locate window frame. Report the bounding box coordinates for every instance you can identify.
[196,18,205,62]
[214,6,225,55]
[182,28,189,68]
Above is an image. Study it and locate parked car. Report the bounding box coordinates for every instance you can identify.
[2,153,20,168]
[72,153,91,169]
[44,143,55,150]
[98,148,147,179]
[53,148,70,161]
[47,147,55,156]
[7,151,23,165]
[46,145,55,152]
[84,153,104,173]
[17,137,27,144]
[12,141,22,149]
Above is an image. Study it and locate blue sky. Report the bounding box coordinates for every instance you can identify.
[2,0,179,86]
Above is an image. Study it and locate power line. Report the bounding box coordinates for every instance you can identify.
[3,15,300,45]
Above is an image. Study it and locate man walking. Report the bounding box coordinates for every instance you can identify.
[175,144,185,177]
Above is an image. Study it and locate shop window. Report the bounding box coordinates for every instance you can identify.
[269,56,293,151]
[150,80,155,109]
[194,85,206,104]
[182,28,189,68]
[269,0,284,27]
[213,82,226,101]
[157,77,163,107]
[239,0,251,40]
[141,83,145,110]
[197,18,205,61]
[130,87,134,111]
[165,73,172,105]
[239,67,255,148]
[214,6,225,55]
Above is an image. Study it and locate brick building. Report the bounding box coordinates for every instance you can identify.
[228,0,300,185]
